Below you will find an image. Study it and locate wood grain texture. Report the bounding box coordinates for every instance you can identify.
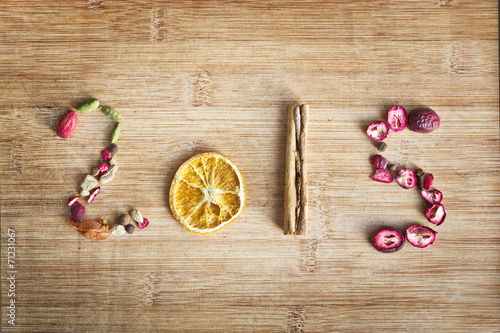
[1,1,499,332]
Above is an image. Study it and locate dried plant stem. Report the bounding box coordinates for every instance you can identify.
[284,104,309,235]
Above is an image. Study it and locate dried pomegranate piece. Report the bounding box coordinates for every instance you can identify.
[407,108,441,133]
[396,169,417,189]
[373,227,404,253]
[371,168,393,183]
[421,189,443,204]
[426,204,446,225]
[370,154,389,169]
[406,225,437,248]
[387,106,407,132]
[87,187,100,204]
[366,121,389,141]
[423,173,434,190]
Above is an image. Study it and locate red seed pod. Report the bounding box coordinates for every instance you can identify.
[373,227,405,253]
[68,195,81,206]
[87,187,100,204]
[387,106,407,132]
[366,121,389,141]
[370,155,389,169]
[56,110,78,139]
[421,189,443,204]
[70,201,85,222]
[426,204,446,225]
[138,217,150,229]
[406,225,437,248]
[371,168,393,183]
[396,169,417,189]
[407,108,441,133]
[423,173,434,190]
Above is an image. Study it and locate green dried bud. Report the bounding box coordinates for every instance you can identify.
[110,122,121,144]
[74,98,99,113]
[101,106,123,121]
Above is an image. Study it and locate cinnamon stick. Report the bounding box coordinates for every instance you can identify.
[284,104,309,235]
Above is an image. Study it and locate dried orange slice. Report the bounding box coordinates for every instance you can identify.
[169,152,245,234]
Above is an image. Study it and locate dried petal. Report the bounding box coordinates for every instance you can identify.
[423,173,434,190]
[87,187,100,204]
[101,147,112,161]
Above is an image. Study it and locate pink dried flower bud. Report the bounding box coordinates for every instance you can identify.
[423,173,434,190]
[68,195,81,206]
[97,163,108,173]
[137,217,149,229]
[370,154,389,169]
[87,187,100,204]
[101,148,112,161]
[371,169,393,183]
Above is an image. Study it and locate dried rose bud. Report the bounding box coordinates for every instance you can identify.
[70,201,85,222]
[371,169,393,183]
[396,169,417,189]
[366,121,389,141]
[387,106,407,132]
[101,147,112,161]
[137,217,149,229]
[373,227,405,253]
[421,189,443,204]
[370,154,389,169]
[426,204,446,225]
[406,225,437,248]
[423,173,434,190]
[87,187,100,204]
[68,195,80,206]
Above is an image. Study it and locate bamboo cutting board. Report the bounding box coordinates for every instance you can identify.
[1,1,499,332]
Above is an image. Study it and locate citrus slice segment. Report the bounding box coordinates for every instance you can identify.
[169,152,245,234]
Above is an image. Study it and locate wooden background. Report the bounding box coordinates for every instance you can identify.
[1,1,499,332]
